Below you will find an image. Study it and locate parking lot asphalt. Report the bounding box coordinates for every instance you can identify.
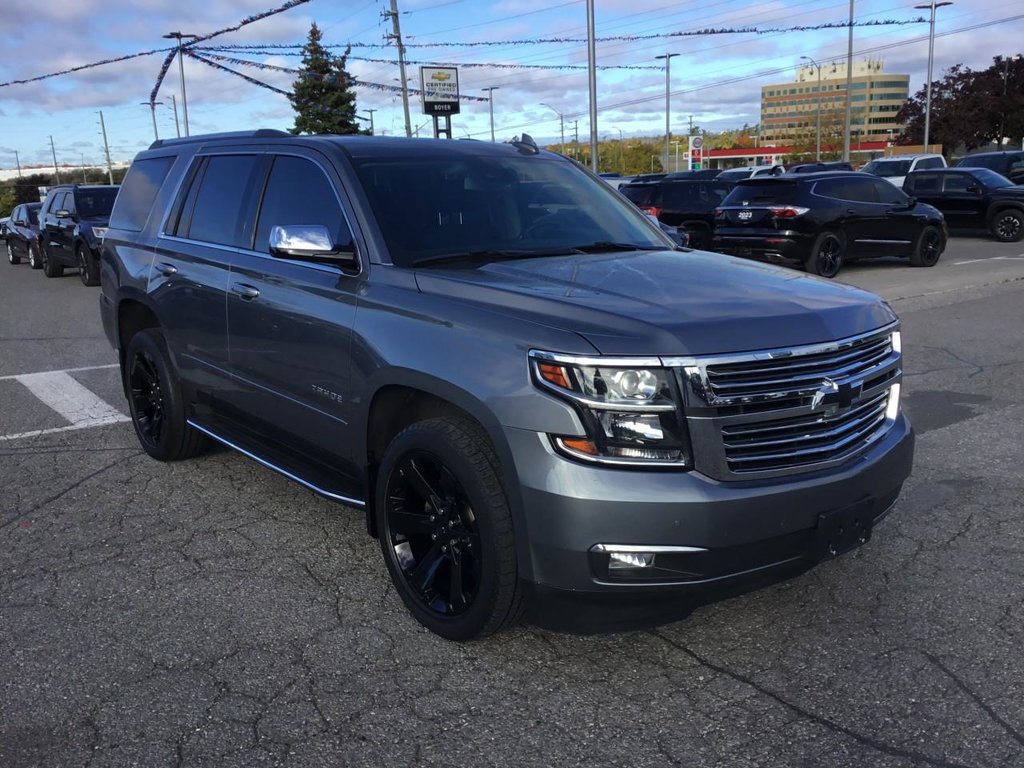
[1,237,1023,767]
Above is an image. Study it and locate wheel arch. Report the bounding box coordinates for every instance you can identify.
[360,373,533,580]
[115,293,162,396]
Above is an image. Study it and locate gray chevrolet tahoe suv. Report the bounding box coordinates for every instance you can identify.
[100,130,914,639]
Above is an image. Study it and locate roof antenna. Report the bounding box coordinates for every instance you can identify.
[509,133,539,154]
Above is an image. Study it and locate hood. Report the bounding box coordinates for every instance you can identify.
[990,185,1024,200]
[414,250,895,356]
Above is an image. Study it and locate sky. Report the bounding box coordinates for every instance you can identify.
[0,0,1021,171]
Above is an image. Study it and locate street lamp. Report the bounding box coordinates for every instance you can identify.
[356,108,377,135]
[613,126,624,174]
[540,102,566,156]
[163,31,198,136]
[482,86,500,142]
[914,2,953,151]
[140,101,164,141]
[800,56,823,161]
[655,53,680,171]
[999,54,1022,146]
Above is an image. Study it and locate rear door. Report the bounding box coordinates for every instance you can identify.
[225,149,363,493]
[153,151,267,406]
[812,176,887,256]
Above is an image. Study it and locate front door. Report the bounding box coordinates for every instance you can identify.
[226,151,363,495]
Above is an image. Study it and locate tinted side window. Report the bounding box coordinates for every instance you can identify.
[917,157,944,170]
[59,192,76,215]
[254,155,352,253]
[872,179,907,205]
[942,174,975,193]
[110,157,175,231]
[814,178,875,202]
[185,155,263,248]
[906,174,939,194]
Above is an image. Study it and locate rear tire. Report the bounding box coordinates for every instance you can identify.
[78,243,99,286]
[910,225,943,267]
[125,328,207,461]
[7,241,19,265]
[804,231,845,278]
[991,209,1024,242]
[375,417,523,640]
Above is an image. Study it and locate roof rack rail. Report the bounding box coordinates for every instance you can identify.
[148,129,290,150]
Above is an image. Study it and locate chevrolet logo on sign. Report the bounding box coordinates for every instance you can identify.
[431,72,451,81]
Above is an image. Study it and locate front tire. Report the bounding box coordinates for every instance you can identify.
[125,328,206,461]
[77,243,99,286]
[375,417,523,640]
[7,241,19,265]
[910,225,943,267]
[991,209,1024,242]
[804,231,845,278]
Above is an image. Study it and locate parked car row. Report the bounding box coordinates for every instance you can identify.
[4,183,118,286]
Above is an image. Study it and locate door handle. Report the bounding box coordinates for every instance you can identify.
[846,208,856,214]
[232,283,260,300]
[155,262,178,276]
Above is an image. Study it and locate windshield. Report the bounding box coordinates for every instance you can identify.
[26,205,40,225]
[863,159,911,177]
[351,153,666,266]
[619,184,659,206]
[717,169,753,182]
[76,188,118,218]
[722,180,801,206]
[969,168,1014,188]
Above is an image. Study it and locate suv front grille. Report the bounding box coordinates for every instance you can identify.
[668,324,902,480]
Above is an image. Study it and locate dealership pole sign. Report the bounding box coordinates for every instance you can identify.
[688,135,703,170]
[420,66,460,116]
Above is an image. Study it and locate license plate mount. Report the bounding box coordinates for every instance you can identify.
[815,500,873,561]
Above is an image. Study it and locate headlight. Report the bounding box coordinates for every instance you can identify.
[91,226,108,241]
[530,351,692,468]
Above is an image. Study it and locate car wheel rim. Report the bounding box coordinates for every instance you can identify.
[997,215,1021,240]
[384,451,482,617]
[6,243,13,263]
[818,238,841,276]
[78,248,88,283]
[129,350,165,446]
[922,230,941,264]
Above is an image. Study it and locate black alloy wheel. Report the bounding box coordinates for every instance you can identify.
[376,417,522,640]
[125,328,206,461]
[7,241,19,265]
[78,243,99,286]
[805,231,845,278]
[28,242,42,270]
[385,451,482,617]
[911,225,943,267]
[992,210,1024,243]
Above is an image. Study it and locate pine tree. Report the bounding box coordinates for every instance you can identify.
[289,22,363,136]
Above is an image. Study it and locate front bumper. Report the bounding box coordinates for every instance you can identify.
[506,413,914,632]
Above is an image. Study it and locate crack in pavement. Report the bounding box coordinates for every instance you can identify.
[922,651,1024,749]
[650,629,983,768]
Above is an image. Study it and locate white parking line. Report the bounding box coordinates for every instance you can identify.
[0,363,119,382]
[954,254,1024,265]
[0,367,129,442]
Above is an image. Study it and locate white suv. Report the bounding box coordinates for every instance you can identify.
[862,154,946,187]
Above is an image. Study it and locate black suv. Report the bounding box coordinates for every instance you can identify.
[713,172,946,277]
[618,177,733,248]
[38,184,119,285]
[954,150,1024,184]
[100,131,913,639]
[904,167,1024,242]
[5,202,43,267]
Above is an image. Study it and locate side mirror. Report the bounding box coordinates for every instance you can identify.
[268,225,357,269]
[13,219,25,227]
[965,184,981,194]
[54,209,75,219]
[905,195,916,207]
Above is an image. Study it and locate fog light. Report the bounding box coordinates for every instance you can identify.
[608,551,655,570]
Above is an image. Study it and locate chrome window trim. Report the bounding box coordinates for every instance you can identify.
[159,234,358,278]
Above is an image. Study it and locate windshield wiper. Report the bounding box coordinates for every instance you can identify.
[412,248,583,267]
[568,241,663,253]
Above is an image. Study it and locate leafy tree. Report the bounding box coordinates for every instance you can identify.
[896,55,1024,152]
[289,23,363,136]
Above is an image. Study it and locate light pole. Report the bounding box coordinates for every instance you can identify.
[163,32,198,136]
[170,94,180,138]
[356,109,377,135]
[999,54,1022,146]
[141,101,163,141]
[655,53,680,171]
[842,0,854,162]
[541,103,566,156]
[670,141,680,173]
[482,86,499,142]
[613,127,624,174]
[914,2,953,152]
[801,56,823,161]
